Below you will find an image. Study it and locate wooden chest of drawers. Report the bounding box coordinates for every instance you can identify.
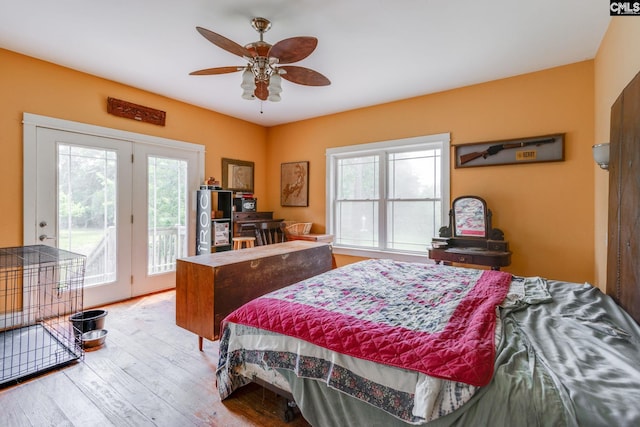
[428,247,511,270]
[176,241,333,349]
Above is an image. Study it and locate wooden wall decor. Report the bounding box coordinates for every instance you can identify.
[454,133,564,168]
[107,97,166,126]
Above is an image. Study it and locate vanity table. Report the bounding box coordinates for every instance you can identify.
[428,196,511,270]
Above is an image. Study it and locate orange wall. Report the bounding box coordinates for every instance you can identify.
[0,48,266,248]
[7,29,638,286]
[593,18,640,290]
[267,62,596,283]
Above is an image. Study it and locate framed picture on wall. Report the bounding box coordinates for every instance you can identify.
[281,161,309,207]
[222,158,254,192]
[454,134,565,168]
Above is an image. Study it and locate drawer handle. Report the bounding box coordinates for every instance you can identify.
[457,256,467,262]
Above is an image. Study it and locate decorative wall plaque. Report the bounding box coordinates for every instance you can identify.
[107,97,166,126]
[454,133,564,168]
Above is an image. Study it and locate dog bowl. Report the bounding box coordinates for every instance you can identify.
[70,309,108,336]
[81,329,108,348]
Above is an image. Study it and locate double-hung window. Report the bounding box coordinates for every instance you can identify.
[326,133,450,261]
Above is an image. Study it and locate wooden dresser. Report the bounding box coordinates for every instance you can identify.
[428,195,511,271]
[428,246,511,270]
[175,241,333,350]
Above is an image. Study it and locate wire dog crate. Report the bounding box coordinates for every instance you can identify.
[0,245,85,387]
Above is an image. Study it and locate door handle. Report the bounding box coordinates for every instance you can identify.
[39,234,57,242]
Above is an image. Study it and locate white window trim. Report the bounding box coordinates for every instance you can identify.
[326,133,450,263]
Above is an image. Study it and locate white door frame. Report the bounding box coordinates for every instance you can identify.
[23,113,205,298]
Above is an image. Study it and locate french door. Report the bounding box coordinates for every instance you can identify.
[131,143,198,297]
[24,114,203,308]
[35,128,133,307]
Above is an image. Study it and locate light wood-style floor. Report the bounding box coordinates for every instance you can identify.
[1,290,311,427]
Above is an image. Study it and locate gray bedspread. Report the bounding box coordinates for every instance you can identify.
[282,279,640,426]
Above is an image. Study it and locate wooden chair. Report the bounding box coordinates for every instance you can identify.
[255,221,286,246]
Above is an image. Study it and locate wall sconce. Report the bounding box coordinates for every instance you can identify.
[592,143,610,170]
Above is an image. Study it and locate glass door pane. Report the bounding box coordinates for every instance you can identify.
[131,142,199,297]
[147,156,188,275]
[58,144,118,286]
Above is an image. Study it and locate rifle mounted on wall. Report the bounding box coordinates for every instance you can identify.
[459,137,556,165]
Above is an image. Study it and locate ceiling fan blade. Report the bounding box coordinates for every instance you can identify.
[189,66,243,76]
[269,37,317,64]
[195,26,254,58]
[279,66,331,86]
[255,81,269,100]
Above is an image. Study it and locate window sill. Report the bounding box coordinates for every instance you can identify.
[332,246,432,264]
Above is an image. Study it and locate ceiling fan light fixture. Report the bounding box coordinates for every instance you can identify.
[191,18,330,106]
[240,67,256,101]
[240,68,256,89]
[267,73,283,102]
[240,68,256,100]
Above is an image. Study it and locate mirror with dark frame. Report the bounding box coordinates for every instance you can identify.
[453,196,487,238]
[437,195,505,242]
[431,195,510,269]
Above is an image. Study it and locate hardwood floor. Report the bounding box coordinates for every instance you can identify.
[1,290,311,427]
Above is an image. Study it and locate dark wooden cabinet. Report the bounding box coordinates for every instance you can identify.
[176,241,334,349]
[428,246,511,270]
[428,195,511,270]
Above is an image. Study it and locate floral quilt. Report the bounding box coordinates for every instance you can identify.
[222,259,512,386]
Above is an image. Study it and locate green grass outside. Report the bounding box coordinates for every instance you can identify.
[58,227,105,256]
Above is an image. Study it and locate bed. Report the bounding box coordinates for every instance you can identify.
[217,259,640,426]
[215,70,640,426]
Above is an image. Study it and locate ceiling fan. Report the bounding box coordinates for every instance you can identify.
[190,17,331,102]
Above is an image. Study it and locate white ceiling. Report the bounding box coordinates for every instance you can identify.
[0,0,609,127]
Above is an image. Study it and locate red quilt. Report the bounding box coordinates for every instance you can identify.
[223,259,512,386]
